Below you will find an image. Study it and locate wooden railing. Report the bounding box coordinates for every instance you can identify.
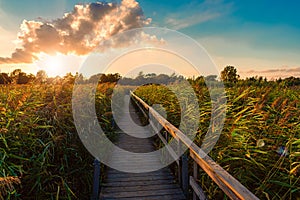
[130,92,259,200]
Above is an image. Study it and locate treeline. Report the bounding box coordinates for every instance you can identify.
[0,69,121,85]
[118,72,185,85]
[0,69,184,85]
[189,66,300,87]
[189,74,300,87]
[1,66,300,87]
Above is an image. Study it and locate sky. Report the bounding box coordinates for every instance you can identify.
[0,0,300,79]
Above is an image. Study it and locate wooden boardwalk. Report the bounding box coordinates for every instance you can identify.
[100,98,186,200]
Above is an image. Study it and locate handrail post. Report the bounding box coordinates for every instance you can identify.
[182,152,189,198]
[91,159,101,200]
[178,140,182,186]
[193,160,198,200]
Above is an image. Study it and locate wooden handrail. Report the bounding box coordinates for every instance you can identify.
[130,91,259,200]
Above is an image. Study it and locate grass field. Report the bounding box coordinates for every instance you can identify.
[0,81,299,199]
[134,82,300,200]
[0,83,116,199]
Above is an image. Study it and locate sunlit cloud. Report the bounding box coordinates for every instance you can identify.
[0,26,16,57]
[0,0,151,64]
[242,67,300,79]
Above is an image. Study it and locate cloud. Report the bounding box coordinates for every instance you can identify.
[241,67,300,79]
[0,0,152,64]
[0,26,16,56]
[166,13,219,30]
[164,0,232,30]
[246,67,300,74]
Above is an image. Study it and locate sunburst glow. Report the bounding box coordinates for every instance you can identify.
[36,53,85,77]
[44,55,63,75]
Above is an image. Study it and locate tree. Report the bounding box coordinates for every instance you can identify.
[10,69,22,84]
[100,73,121,83]
[63,72,75,84]
[18,72,31,84]
[88,73,103,84]
[0,73,12,84]
[9,69,33,84]
[205,75,217,82]
[35,70,47,84]
[220,66,239,83]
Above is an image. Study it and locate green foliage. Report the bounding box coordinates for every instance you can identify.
[0,83,116,199]
[135,83,300,200]
[221,66,240,83]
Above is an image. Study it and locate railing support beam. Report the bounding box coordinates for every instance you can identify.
[91,159,101,200]
[182,153,189,198]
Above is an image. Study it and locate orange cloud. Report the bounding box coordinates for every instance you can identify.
[242,67,300,79]
[0,0,151,64]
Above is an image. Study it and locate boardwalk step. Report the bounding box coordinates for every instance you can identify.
[100,98,185,200]
[102,184,179,193]
[102,179,177,187]
[106,174,174,182]
[101,188,185,199]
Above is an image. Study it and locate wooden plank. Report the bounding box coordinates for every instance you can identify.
[131,96,149,120]
[91,159,101,200]
[102,193,186,200]
[102,179,177,187]
[107,168,170,175]
[189,149,259,200]
[100,99,185,200]
[100,97,186,199]
[156,131,179,164]
[106,174,174,182]
[106,170,170,178]
[102,184,179,193]
[101,188,184,198]
[182,153,189,197]
[190,176,207,200]
[131,92,179,140]
[193,160,199,200]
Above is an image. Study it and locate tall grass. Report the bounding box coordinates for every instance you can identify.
[134,83,300,200]
[0,83,116,199]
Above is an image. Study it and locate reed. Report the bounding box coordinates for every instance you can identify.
[0,83,116,199]
[134,83,300,200]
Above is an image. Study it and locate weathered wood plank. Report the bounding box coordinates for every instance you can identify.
[102,194,186,200]
[106,167,170,174]
[101,188,184,198]
[156,131,179,164]
[100,98,185,200]
[106,170,169,178]
[102,184,179,193]
[102,179,177,187]
[106,174,174,182]
[190,176,207,200]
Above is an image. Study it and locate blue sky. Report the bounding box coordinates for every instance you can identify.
[0,0,299,78]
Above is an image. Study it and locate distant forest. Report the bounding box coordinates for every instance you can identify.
[1,66,300,87]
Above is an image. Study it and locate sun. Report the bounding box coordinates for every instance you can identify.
[35,53,86,77]
[36,53,65,77]
[36,54,68,77]
[44,56,62,75]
